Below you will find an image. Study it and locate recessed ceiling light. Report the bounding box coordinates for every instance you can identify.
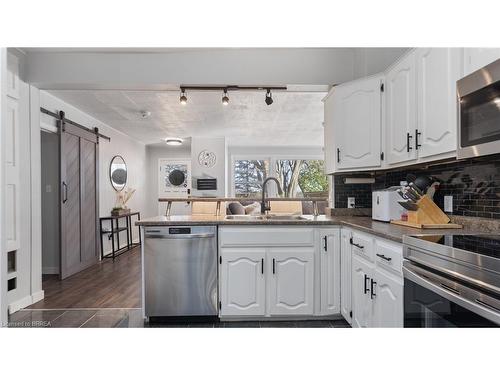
[165,138,183,146]
[222,89,229,106]
[265,89,273,105]
[140,110,151,119]
[179,88,187,105]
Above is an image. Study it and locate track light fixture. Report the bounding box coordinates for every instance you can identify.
[222,89,229,106]
[179,88,187,105]
[265,89,273,105]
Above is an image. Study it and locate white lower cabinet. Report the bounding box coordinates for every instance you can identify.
[219,248,266,316]
[218,226,340,318]
[350,232,404,328]
[340,228,352,323]
[372,268,403,328]
[351,255,374,328]
[319,229,341,315]
[268,248,315,315]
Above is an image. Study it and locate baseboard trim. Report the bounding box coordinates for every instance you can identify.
[8,290,45,314]
[42,266,59,275]
[31,290,44,304]
[8,295,33,314]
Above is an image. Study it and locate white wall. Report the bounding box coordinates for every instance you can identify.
[145,142,191,217]
[38,91,148,256]
[191,137,227,197]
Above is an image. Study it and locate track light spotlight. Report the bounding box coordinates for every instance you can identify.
[179,88,187,105]
[222,89,229,106]
[265,89,273,105]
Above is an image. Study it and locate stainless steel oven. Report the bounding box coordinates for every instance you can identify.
[403,234,500,327]
[457,58,500,159]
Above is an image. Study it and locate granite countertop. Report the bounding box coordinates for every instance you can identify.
[136,214,493,243]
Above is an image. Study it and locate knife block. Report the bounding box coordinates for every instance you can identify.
[391,195,462,229]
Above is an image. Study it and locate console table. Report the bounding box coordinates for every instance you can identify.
[99,211,142,260]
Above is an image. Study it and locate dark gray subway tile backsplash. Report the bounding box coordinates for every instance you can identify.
[333,154,500,219]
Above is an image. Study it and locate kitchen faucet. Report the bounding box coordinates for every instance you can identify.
[261,177,283,214]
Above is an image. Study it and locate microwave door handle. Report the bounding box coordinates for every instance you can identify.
[403,264,500,325]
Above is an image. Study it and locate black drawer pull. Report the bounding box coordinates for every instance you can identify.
[272,258,276,274]
[323,236,328,252]
[370,279,377,299]
[364,274,370,294]
[261,258,264,274]
[350,237,364,249]
[337,148,341,163]
[376,253,392,262]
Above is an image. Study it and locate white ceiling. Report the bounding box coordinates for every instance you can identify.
[48,89,326,146]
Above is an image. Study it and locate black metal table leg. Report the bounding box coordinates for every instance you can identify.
[110,218,115,260]
[99,218,104,260]
[115,218,120,260]
[138,212,142,245]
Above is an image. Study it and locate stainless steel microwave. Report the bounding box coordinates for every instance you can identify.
[457,58,500,159]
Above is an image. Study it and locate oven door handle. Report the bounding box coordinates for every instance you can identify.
[403,262,500,325]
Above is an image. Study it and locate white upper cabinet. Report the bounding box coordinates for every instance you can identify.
[319,229,340,315]
[219,249,266,316]
[386,51,417,165]
[333,75,383,170]
[463,48,500,76]
[416,48,461,159]
[268,248,315,316]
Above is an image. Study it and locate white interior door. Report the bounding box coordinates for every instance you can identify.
[219,248,266,316]
[268,248,314,316]
[335,76,382,169]
[416,48,461,158]
[386,52,417,165]
[372,269,403,328]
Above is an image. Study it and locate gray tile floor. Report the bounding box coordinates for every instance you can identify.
[8,308,351,328]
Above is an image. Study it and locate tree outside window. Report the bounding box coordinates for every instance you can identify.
[275,159,328,198]
[233,159,269,198]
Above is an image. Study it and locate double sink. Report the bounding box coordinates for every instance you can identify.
[225,214,307,221]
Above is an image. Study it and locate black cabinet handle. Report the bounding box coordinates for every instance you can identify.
[350,237,364,249]
[415,129,421,150]
[62,181,68,203]
[272,258,276,274]
[337,148,341,163]
[261,258,264,274]
[376,253,392,262]
[364,275,370,294]
[406,132,413,152]
[370,279,377,299]
[323,236,328,252]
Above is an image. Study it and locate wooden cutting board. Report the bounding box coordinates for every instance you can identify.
[391,220,462,229]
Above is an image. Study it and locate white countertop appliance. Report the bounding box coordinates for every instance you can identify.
[372,187,404,222]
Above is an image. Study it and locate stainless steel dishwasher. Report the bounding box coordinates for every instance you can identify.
[143,226,218,319]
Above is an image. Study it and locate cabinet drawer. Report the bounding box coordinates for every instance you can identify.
[350,231,374,262]
[374,239,403,275]
[219,226,315,247]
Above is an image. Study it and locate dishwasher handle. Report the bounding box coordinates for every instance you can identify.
[145,233,216,239]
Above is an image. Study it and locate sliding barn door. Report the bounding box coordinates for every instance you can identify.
[59,121,99,279]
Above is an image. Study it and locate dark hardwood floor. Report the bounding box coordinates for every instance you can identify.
[28,246,141,309]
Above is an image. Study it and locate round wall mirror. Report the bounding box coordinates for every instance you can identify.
[110,155,127,191]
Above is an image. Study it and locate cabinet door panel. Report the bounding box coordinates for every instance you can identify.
[351,255,373,328]
[334,76,382,170]
[269,248,314,315]
[373,269,403,327]
[220,249,266,316]
[320,229,340,315]
[340,229,352,324]
[417,48,460,158]
[386,52,417,165]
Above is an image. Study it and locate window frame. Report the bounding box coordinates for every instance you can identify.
[230,153,325,198]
